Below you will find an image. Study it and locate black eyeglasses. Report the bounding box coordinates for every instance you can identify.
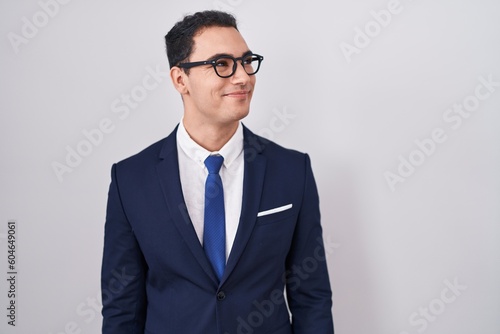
[177,53,264,78]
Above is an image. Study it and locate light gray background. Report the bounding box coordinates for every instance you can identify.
[1,0,499,333]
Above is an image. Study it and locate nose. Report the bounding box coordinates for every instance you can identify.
[230,60,251,85]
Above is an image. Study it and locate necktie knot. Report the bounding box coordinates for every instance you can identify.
[205,155,224,174]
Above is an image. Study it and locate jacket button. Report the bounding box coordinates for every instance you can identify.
[217,291,226,300]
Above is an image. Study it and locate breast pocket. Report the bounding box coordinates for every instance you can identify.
[251,205,297,258]
[256,204,295,226]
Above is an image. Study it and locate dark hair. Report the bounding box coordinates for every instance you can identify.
[165,10,238,70]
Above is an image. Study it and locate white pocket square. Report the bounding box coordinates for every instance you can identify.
[257,204,293,217]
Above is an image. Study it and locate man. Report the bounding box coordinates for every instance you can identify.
[101,10,333,334]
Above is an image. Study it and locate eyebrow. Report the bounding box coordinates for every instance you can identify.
[206,50,252,60]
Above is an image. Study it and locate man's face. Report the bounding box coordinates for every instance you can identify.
[179,26,256,127]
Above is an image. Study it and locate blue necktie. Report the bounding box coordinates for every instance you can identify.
[203,155,226,281]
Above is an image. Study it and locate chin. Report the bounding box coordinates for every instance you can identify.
[234,107,250,121]
[224,103,250,120]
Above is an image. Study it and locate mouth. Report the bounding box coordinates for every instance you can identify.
[223,90,251,98]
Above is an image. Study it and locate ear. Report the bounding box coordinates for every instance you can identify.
[170,67,189,95]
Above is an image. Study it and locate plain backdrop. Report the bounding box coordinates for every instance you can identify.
[1,0,499,333]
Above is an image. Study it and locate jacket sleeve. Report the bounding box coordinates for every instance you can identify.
[285,154,334,333]
[101,163,147,334]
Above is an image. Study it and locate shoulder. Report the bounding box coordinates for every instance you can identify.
[242,124,314,182]
[242,124,309,163]
[114,126,177,173]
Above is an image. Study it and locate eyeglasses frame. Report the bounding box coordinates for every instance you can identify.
[176,52,264,78]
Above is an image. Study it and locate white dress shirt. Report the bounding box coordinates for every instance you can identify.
[176,120,244,261]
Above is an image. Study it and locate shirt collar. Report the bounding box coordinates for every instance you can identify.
[177,119,244,169]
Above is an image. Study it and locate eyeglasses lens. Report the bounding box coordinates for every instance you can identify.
[214,55,261,77]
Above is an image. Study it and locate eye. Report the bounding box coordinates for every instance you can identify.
[215,58,231,67]
[243,55,255,65]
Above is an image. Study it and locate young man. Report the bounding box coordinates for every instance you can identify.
[101,10,334,334]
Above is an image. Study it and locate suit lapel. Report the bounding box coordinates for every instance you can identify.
[156,126,218,284]
[222,126,267,284]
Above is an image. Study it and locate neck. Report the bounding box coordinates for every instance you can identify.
[182,116,239,152]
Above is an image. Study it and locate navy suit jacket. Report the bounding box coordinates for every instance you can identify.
[101,125,334,334]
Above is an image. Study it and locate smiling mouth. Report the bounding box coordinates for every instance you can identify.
[223,90,251,98]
